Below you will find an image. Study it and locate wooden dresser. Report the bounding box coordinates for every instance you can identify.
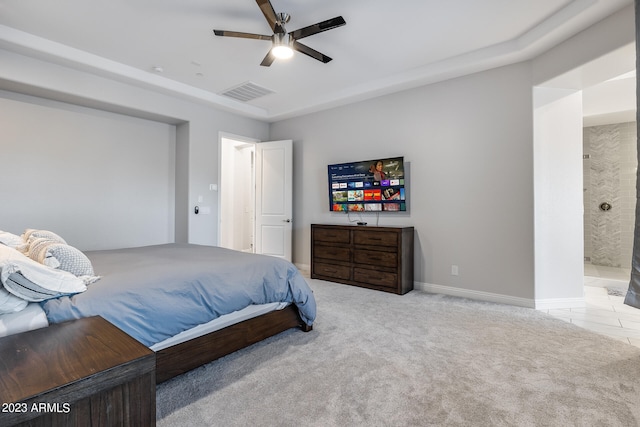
[0,316,156,426]
[311,224,414,294]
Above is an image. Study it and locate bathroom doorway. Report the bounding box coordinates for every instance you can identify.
[582,121,636,291]
[219,135,256,253]
[582,67,637,291]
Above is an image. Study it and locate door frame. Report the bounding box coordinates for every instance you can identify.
[217,132,259,251]
[217,134,293,261]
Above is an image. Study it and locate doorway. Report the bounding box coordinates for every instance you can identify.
[218,136,294,261]
[582,121,636,288]
[219,135,256,253]
[532,43,636,309]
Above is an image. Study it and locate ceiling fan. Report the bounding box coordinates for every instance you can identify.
[213,0,346,67]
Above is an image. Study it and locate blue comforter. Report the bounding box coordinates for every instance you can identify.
[41,244,316,347]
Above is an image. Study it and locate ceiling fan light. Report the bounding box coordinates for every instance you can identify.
[272,45,294,59]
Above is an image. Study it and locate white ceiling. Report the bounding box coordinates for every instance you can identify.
[0,0,634,122]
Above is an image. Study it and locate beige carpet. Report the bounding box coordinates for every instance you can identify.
[157,279,640,426]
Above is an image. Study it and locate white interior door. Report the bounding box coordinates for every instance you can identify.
[255,140,293,261]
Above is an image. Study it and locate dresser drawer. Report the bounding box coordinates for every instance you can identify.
[353,230,398,247]
[353,249,397,268]
[311,224,414,295]
[313,262,351,280]
[314,245,351,261]
[353,268,397,288]
[313,227,351,244]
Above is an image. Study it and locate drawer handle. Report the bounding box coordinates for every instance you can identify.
[368,237,382,241]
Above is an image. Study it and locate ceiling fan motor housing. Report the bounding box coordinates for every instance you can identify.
[273,32,292,47]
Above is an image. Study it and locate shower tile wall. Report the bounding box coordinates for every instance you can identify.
[583,122,637,269]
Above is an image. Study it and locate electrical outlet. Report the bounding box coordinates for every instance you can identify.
[451,265,459,276]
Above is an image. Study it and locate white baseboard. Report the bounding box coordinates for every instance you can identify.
[308,277,585,311]
[414,281,536,308]
[415,281,585,311]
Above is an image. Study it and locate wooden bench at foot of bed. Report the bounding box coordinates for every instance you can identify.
[155,304,312,383]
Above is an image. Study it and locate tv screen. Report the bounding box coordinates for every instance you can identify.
[328,156,406,212]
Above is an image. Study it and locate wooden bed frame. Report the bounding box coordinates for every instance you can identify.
[155,304,312,383]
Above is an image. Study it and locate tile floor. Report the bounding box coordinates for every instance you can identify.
[544,264,640,348]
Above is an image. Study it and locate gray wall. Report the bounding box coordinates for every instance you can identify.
[0,91,176,250]
[0,49,270,249]
[270,4,635,304]
[271,62,536,300]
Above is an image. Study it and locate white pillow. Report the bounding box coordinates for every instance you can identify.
[0,244,86,302]
[0,284,28,314]
[0,230,27,252]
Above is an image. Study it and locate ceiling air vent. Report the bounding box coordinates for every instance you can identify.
[220,81,275,102]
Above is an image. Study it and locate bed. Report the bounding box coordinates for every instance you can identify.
[0,232,315,383]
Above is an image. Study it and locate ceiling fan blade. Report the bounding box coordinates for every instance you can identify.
[289,16,346,40]
[256,0,284,34]
[292,40,332,63]
[213,30,272,41]
[260,50,276,67]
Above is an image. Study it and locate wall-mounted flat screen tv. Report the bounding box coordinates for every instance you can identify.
[328,156,406,212]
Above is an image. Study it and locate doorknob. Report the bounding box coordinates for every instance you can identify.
[283,219,292,223]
